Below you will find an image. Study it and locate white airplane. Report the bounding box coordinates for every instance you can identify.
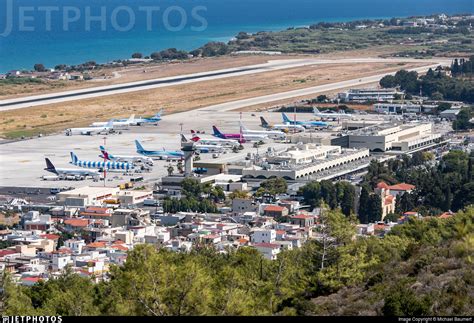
[212,126,268,143]
[239,121,286,140]
[313,107,352,121]
[44,158,100,179]
[181,135,225,153]
[259,117,305,133]
[99,146,154,166]
[190,130,240,147]
[90,115,135,129]
[119,109,163,125]
[65,120,114,136]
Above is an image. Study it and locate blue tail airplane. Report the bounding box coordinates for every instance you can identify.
[281,112,328,129]
[135,140,184,160]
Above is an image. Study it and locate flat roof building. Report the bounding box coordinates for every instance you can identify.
[338,88,403,102]
[334,122,444,153]
[242,144,370,180]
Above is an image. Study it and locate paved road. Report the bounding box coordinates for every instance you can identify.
[0,58,449,111]
[165,62,447,117]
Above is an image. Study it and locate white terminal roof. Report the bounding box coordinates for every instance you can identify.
[57,186,119,197]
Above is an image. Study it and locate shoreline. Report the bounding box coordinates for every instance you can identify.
[0,13,450,73]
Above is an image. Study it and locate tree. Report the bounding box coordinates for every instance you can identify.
[340,185,355,217]
[379,75,397,88]
[317,95,328,102]
[395,192,415,214]
[150,52,162,60]
[229,190,249,200]
[256,178,288,197]
[298,182,321,209]
[320,181,337,209]
[382,282,432,316]
[131,52,143,59]
[166,165,174,176]
[181,178,203,199]
[358,186,370,224]
[34,63,46,72]
[453,107,472,131]
[367,194,383,223]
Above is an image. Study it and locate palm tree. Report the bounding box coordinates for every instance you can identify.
[166,165,174,176]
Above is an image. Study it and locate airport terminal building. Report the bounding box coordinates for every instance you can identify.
[332,122,444,153]
[242,144,370,180]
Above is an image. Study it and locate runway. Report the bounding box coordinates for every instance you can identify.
[0,58,449,111]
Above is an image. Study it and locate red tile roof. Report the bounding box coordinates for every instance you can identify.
[377,181,389,189]
[22,277,42,282]
[40,234,60,240]
[64,219,89,227]
[86,241,106,248]
[438,212,454,219]
[111,244,128,251]
[374,224,386,231]
[0,249,17,257]
[404,211,418,216]
[388,183,416,191]
[292,214,314,220]
[264,205,286,212]
[253,242,280,249]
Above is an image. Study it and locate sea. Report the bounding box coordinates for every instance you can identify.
[0,0,472,72]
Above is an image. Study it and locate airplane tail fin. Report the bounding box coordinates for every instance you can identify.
[282,113,291,123]
[44,158,57,174]
[313,107,320,114]
[181,134,188,143]
[70,152,79,164]
[212,126,223,138]
[156,108,164,118]
[128,114,135,122]
[191,136,200,142]
[99,146,112,160]
[135,140,145,152]
[260,116,269,128]
[106,119,114,128]
[190,130,196,134]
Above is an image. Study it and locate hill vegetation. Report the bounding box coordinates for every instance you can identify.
[2,205,473,316]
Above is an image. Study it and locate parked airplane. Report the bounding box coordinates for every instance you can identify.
[190,131,239,147]
[260,117,305,133]
[181,135,224,153]
[119,109,163,125]
[239,121,286,140]
[90,114,135,129]
[70,152,135,171]
[99,146,154,166]
[281,113,328,129]
[135,140,184,160]
[44,158,100,179]
[65,120,114,136]
[313,108,352,121]
[212,126,268,142]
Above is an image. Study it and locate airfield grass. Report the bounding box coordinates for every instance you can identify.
[0,60,426,139]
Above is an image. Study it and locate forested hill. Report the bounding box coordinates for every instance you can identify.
[2,207,473,316]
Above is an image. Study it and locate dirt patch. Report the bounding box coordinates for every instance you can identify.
[0,60,425,138]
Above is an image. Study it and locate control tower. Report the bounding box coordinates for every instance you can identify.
[181,141,196,177]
